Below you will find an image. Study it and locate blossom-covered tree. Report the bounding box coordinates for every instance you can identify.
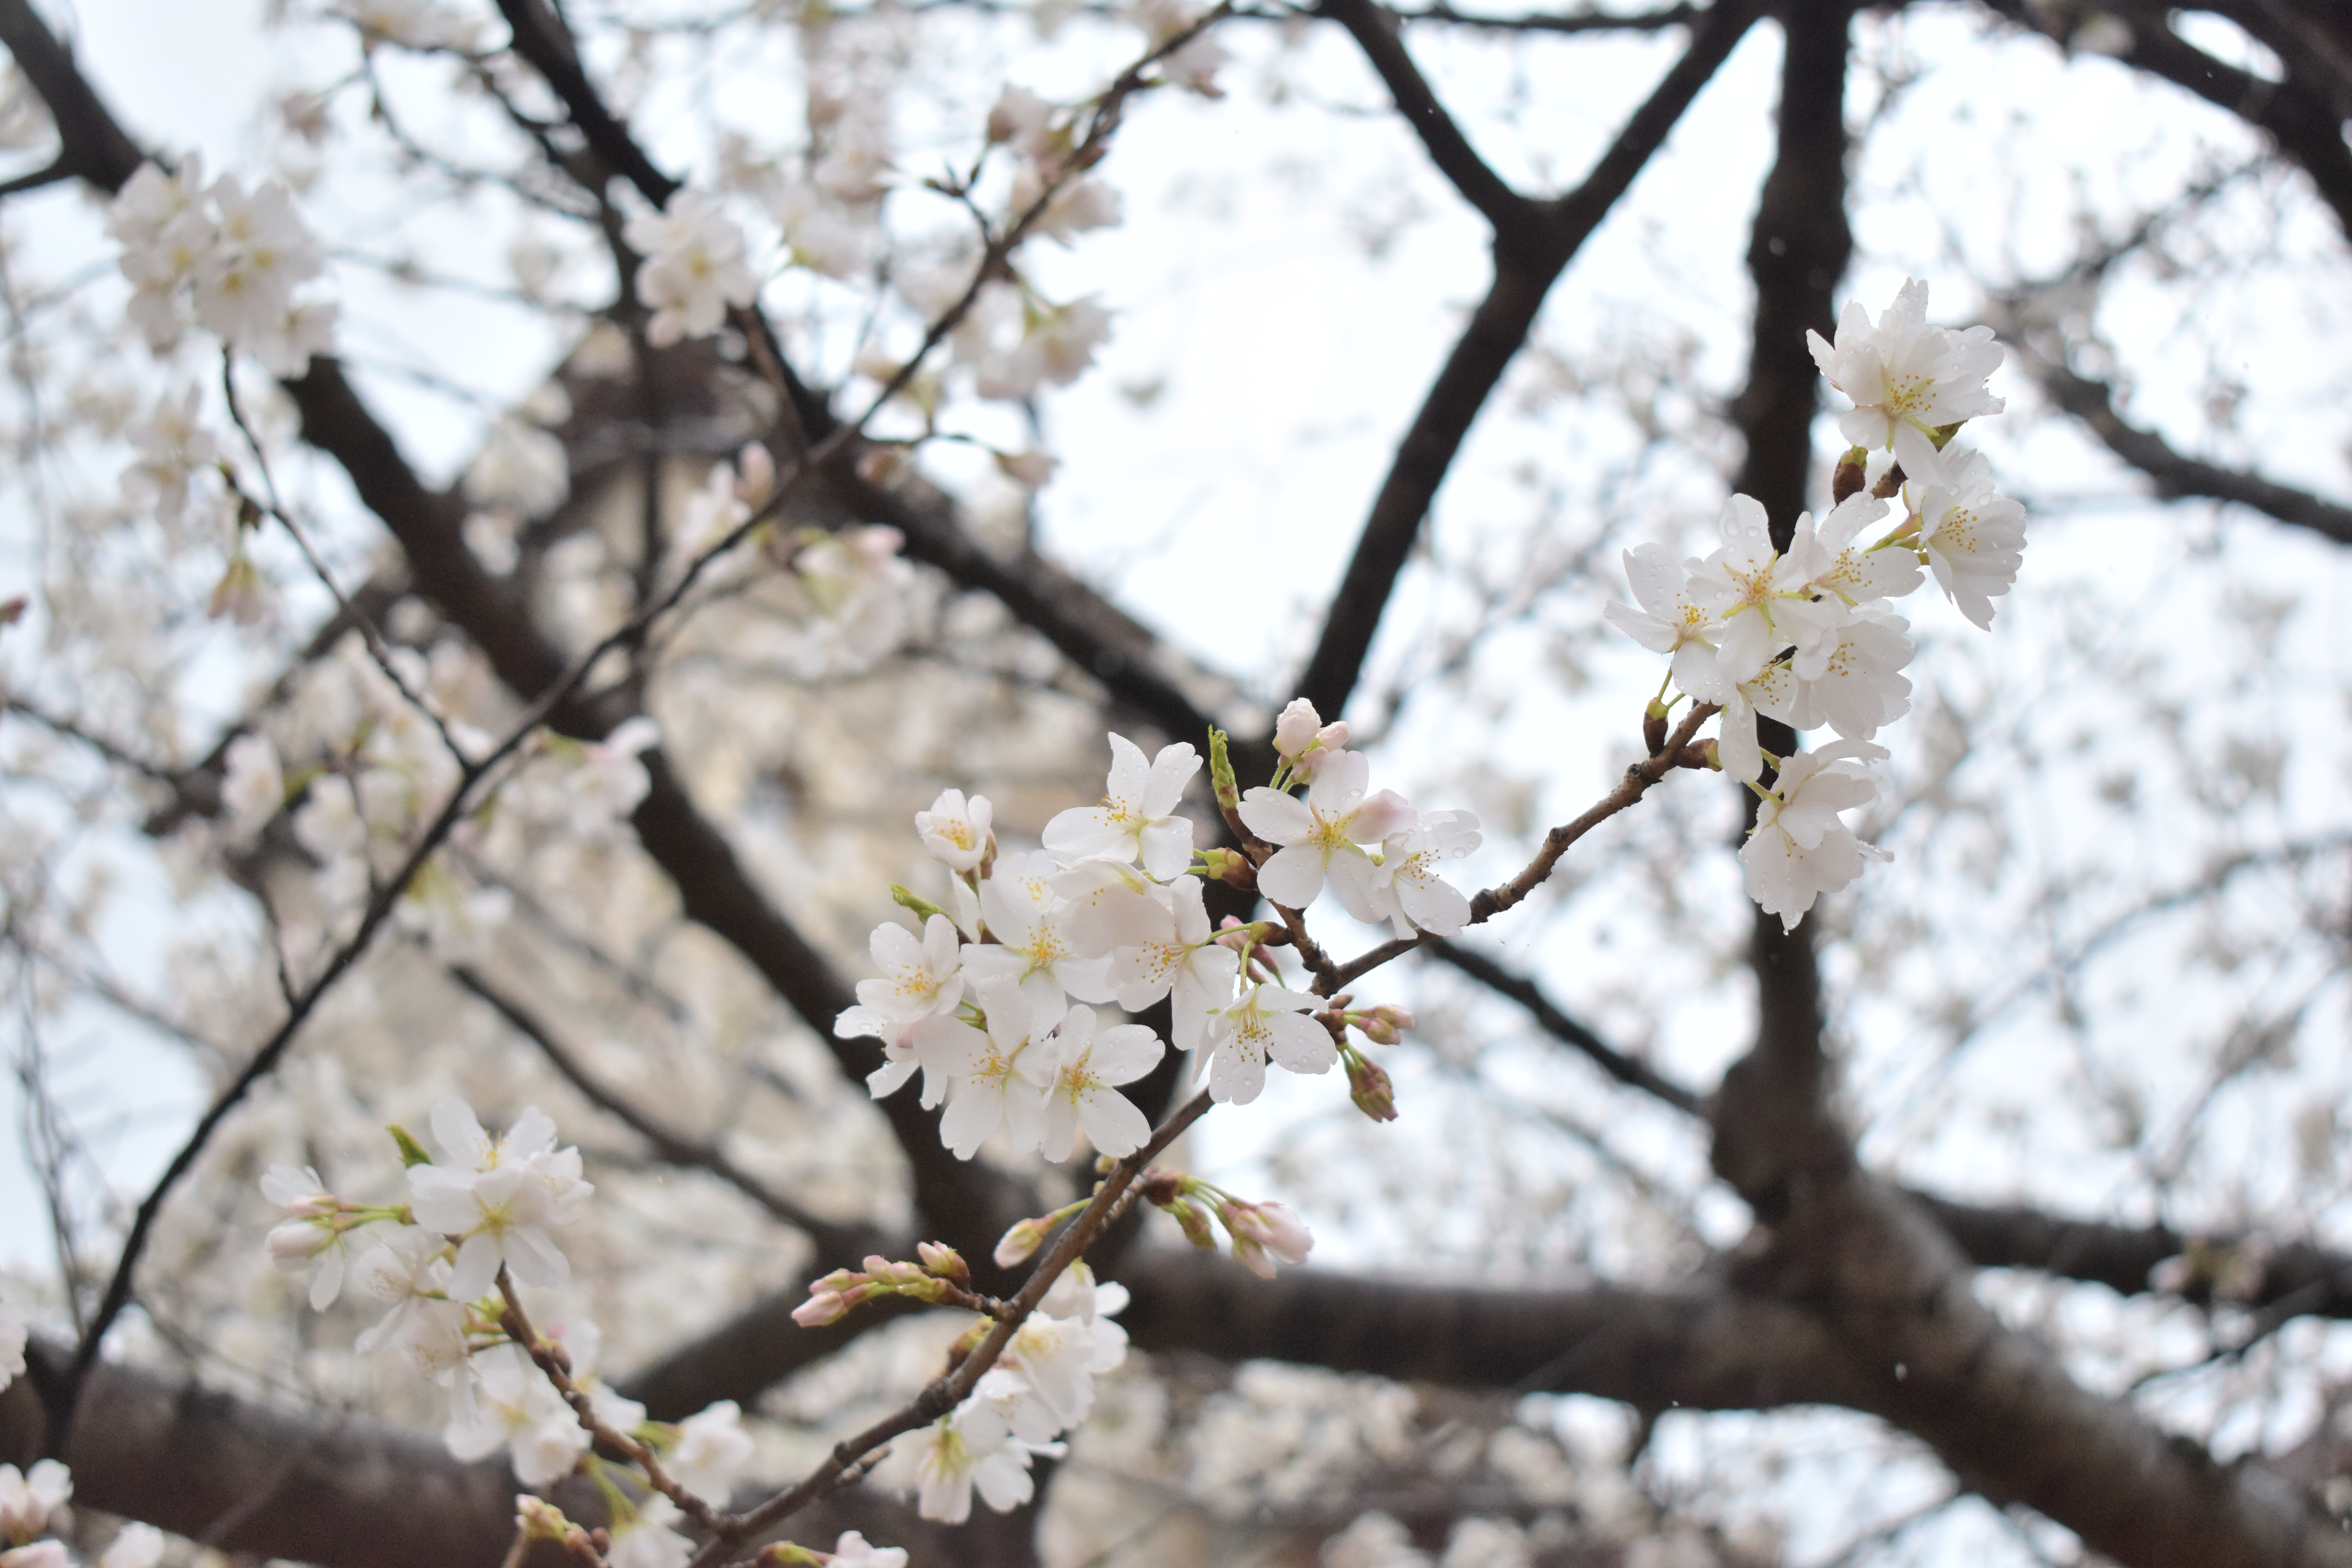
[1,0,2351,1565]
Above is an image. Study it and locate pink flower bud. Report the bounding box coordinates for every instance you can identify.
[791,1290,850,1328]
[1272,698,1323,758]
[994,1218,1047,1268]
[733,443,776,507]
[918,1241,970,1284]
[1345,1053,1398,1122]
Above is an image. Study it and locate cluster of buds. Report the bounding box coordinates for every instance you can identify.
[792,1244,982,1327]
[1139,1170,1314,1279]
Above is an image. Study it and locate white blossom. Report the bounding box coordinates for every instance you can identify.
[406,1100,590,1300]
[1223,1199,1313,1279]
[623,191,759,347]
[260,1163,354,1309]
[1039,1004,1163,1160]
[1602,543,1732,704]
[608,1496,693,1568]
[190,175,326,352]
[914,1401,1044,1523]
[1042,733,1200,877]
[837,913,968,1096]
[1739,740,1891,931]
[96,1523,165,1568]
[220,731,285,842]
[915,978,1057,1158]
[667,1399,755,1506]
[1107,873,1238,1052]
[1239,751,1415,919]
[828,1532,910,1568]
[916,787,994,872]
[1744,606,1913,742]
[444,1343,590,1488]
[1368,808,1481,939]
[1909,448,2028,629]
[1271,697,1350,780]
[351,1226,467,1374]
[962,850,1116,1022]
[1807,277,2003,486]
[1681,494,1840,688]
[123,385,218,528]
[1201,984,1336,1105]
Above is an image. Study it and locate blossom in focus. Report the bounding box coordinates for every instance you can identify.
[1602,542,1732,704]
[1368,808,1481,940]
[1239,750,1415,920]
[1042,733,1200,877]
[1739,739,1891,931]
[836,913,968,1097]
[1271,697,1349,780]
[1201,984,1337,1105]
[1682,494,1839,687]
[1744,606,1914,742]
[916,787,994,872]
[624,191,760,347]
[1107,873,1238,1052]
[406,1099,590,1300]
[1039,1004,1163,1160]
[1908,448,2028,629]
[916,978,1058,1158]
[1801,492,1922,607]
[1807,277,2003,486]
[962,851,1116,1022]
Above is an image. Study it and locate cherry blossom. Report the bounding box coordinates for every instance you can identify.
[260,1163,356,1309]
[1807,276,2003,485]
[1368,808,1481,939]
[1682,494,1840,687]
[122,387,218,529]
[962,850,1115,1021]
[1740,739,1891,931]
[1745,607,1914,742]
[444,1344,590,1487]
[915,978,1058,1158]
[406,1099,591,1300]
[916,786,994,872]
[328,0,481,48]
[1909,448,2029,629]
[828,1531,911,1568]
[667,1399,756,1505]
[350,1227,466,1374]
[220,731,285,842]
[622,191,760,347]
[1221,1199,1313,1279]
[1271,698,1350,781]
[1043,733,1201,877]
[1801,492,1923,607]
[1239,750,1415,919]
[1602,542,1733,704]
[837,913,969,1096]
[1107,873,1238,1051]
[1039,1004,1163,1160]
[914,1401,1044,1523]
[1201,984,1338,1105]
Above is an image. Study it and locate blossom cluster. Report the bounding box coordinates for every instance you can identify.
[911,1264,1134,1524]
[838,713,1474,1123]
[108,159,336,375]
[255,1099,788,1568]
[1604,279,2026,929]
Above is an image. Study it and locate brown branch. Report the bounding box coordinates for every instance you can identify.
[1292,0,1761,718]
[2000,322,2352,547]
[492,0,679,207]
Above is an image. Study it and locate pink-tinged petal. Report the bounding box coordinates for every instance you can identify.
[1237,787,1312,846]
[1079,1089,1150,1157]
[1254,844,1327,909]
[1345,790,1416,844]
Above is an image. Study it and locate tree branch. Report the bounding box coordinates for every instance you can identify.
[1292,0,1760,718]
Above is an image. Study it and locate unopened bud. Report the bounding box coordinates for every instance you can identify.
[1357,1004,1413,1046]
[757,1546,827,1568]
[734,443,777,507]
[1832,445,1867,504]
[1345,1052,1398,1122]
[792,1286,854,1327]
[1198,847,1255,889]
[1169,1199,1217,1250]
[1207,726,1240,809]
[1679,738,1720,772]
[995,1217,1047,1267]
[387,1124,433,1167]
[1642,702,1669,757]
[918,1241,970,1285]
[517,1497,578,1541]
[1139,1167,1186,1207]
